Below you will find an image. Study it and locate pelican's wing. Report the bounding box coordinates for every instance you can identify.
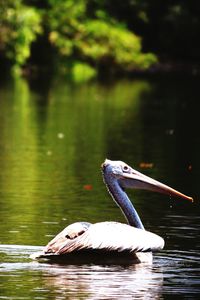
[56,222,164,255]
[44,221,91,254]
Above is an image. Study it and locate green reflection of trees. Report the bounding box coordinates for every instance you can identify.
[0,78,44,244]
[0,75,196,247]
[0,78,151,245]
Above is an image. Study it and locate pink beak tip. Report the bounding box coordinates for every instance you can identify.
[185,195,194,202]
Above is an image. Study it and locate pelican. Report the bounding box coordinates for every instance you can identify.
[30,159,193,263]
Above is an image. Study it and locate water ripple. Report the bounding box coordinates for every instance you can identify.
[0,245,200,299]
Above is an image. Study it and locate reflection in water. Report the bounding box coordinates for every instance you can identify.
[0,245,163,300]
[0,77,152,247]
[41,263,163,299]
[0,245,200,299]
[1,244,200,299]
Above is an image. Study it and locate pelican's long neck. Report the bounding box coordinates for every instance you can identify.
[103,174,145,230]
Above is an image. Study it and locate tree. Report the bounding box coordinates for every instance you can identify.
[0,0,42,75]
[0,0,157,79]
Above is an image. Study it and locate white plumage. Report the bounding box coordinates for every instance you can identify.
[53,222,164,254]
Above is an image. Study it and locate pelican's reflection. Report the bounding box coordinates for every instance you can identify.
[40,262,163,299]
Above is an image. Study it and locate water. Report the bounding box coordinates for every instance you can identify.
[0,75,200,299]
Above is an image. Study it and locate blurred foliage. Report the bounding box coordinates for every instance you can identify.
[71,62,97,83]
[0,0,42,75]
[1,0,199,80]
[91,0,200,61]
[0,0,156,79]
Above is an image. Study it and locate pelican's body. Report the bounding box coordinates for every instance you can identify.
[31,159,192,264]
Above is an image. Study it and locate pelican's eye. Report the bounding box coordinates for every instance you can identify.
[123,165,129,172]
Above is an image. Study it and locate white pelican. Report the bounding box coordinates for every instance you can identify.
[30,159,193,263]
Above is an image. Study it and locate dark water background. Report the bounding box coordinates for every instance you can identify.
[0,75,200,299]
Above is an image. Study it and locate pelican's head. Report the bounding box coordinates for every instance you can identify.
[102,159,193,202]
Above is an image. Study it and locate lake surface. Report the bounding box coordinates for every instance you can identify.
[0,74,200,299]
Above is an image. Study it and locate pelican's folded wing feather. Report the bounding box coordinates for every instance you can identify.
[56,222,164,254]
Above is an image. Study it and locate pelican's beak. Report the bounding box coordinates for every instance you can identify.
[122,169,193,202]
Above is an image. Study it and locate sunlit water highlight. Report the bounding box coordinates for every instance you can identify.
[0,244,200,299]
